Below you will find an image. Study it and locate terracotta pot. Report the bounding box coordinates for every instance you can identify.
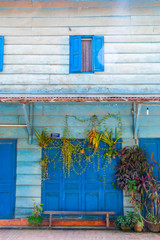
[148,222,160,232]
[134,222,143,232]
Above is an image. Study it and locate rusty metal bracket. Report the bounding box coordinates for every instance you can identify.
[22,103,33,144]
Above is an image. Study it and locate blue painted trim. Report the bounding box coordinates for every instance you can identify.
[0,36,4,72]
[69,36,81,73]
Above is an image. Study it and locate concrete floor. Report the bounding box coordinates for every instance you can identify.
[0,229,160,240]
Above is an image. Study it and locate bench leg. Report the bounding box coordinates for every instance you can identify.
[106,214,109,228]
[49,214,52,228]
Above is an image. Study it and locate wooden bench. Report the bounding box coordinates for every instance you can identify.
[43,211,115,228]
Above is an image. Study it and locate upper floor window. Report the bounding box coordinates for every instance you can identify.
[69,36,104,73]
[0,36,4,72]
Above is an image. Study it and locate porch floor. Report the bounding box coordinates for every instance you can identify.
[0,229,159,240]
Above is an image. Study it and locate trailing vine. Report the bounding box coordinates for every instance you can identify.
[35,113,123,181]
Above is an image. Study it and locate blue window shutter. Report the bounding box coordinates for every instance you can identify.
[93,36,104,72]
[0,36,4,72]
[70,36,81,73]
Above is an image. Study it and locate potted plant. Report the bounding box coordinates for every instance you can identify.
[146,213,160,232]
[115,146,149,192]
[34,129,53,148]
[28,201,43,227]
[134,214,144,232]
[143,154,160,232]
[114,212,136,231]
[101,128,121,160]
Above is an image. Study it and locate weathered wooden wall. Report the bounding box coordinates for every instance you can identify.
[0,0,160,95]
[0,102,159,217]
[0,0,160,218]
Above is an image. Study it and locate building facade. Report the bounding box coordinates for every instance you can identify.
[0,0,160,224]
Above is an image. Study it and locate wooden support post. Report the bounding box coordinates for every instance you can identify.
[134,103,141,144]
[22,103,33,144]
[49,214,52,228]
[29,103,33,144]
[106,213,109,228]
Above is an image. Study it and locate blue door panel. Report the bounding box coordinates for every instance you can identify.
[0,140,17,219]
[46,193,59,211]
[42,140,123,217]
[139,138,160,180]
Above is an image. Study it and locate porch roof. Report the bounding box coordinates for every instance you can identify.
[0,95,160,103]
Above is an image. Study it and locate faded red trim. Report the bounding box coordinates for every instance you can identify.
[0,218,114,227]
[0,1,121,9]
[0,96,160,103]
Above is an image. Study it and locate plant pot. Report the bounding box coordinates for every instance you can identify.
[148,222,160,233]
[134,222,143,232]
[120,225,131,231]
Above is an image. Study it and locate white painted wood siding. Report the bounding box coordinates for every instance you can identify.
[0,1,160,95]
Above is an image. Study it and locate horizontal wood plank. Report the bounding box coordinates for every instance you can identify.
[5,35,160,45]
[0,84,160,94]
[0,74,160,85]
[44,211,115,215]
[4,43,160,55]
[0,17,131,27]
[0,7,159,18]
[0,26,157,36]
[2,63,160,74]
[4,54,160,65]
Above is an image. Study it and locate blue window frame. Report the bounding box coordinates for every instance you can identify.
[69,35,104,73]
[0,36,4,72]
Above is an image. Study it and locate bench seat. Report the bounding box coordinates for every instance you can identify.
[43,211,115,228]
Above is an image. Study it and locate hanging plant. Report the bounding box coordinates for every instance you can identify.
[61,139,76,177]
[87,115,102,152]
[37,157,51,180]
[34,129,53,148]
[34,113,124,181]
[88,129,102,152]
[101,128,122,161]
[34,129,54,181]
[61,116,77,177]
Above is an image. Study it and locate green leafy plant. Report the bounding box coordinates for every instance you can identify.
[147,213,160,224]
[61,139,76,177]
[34,129,53,148]
[114,212,136,229]
[134,213,144,226]
[101,129,122,160]
[88,129,102,152]
[128,180,137,193]
[28,201,43,226]
[115,147,160,229]
[37,157,51,180]
[34,114,123,182]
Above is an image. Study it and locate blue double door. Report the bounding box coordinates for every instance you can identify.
[42,141,123,216]
[0,140,17,219]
